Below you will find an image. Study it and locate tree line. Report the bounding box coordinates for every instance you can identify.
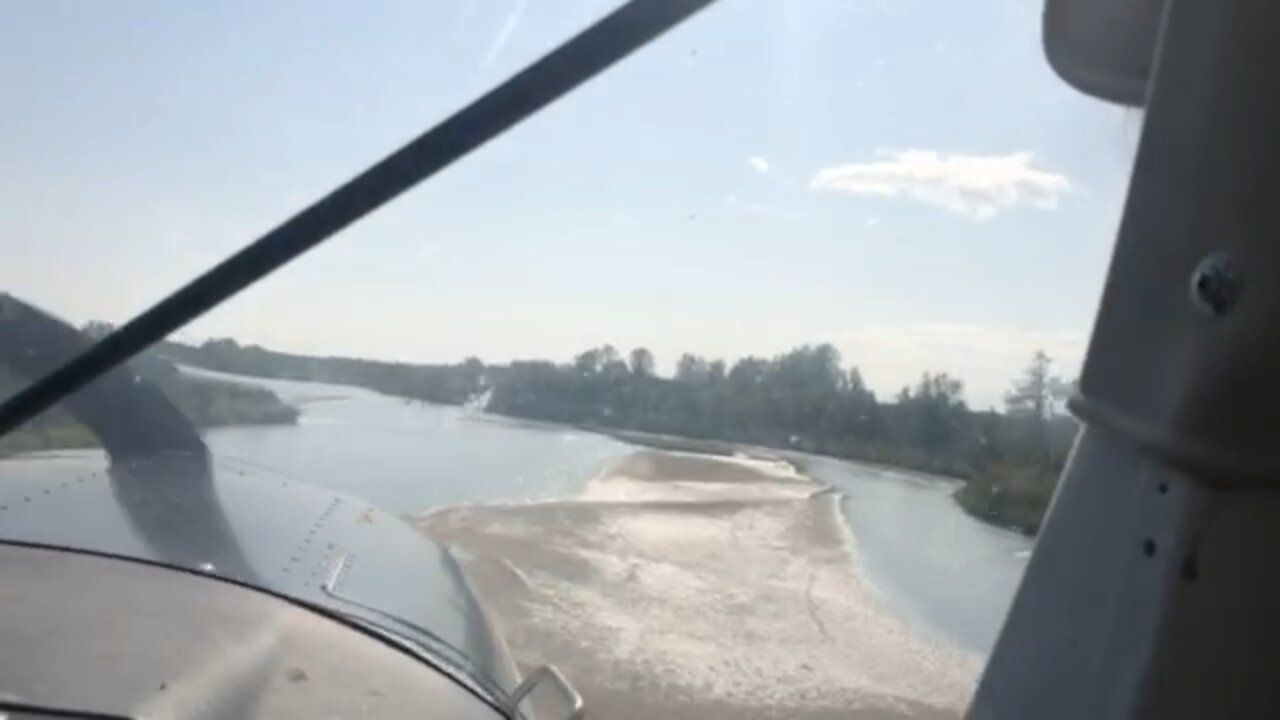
[162,337,1076,533]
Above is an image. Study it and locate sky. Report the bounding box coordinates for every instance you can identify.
[0,0,1139,409]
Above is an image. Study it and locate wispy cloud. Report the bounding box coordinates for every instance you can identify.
[483,0,527,66]
[747,156,770,174]
[725,194,802,220]
[810,150,1071,221]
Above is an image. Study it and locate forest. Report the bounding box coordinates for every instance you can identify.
[159,337,1076,534]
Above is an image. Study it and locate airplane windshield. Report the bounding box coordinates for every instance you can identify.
[0,1,1135,716]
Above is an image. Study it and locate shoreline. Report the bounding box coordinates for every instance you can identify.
[535,423,1040,537]
[415,449,977,719]
[0,368,300,459]
[485,419,1027,534]
[159,363,1044,536]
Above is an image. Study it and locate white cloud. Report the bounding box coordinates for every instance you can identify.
[724,194,802,220]
[483,0,527,66]
[747,156,770,174]
[832,324,1086,410]
[810,150,1071,221]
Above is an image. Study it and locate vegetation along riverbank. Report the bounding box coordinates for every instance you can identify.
[160,337,1076,534]
[0,325,297,457]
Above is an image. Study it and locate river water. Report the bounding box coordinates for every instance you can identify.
[199,372,631,514]
[13,369,1033,661]
[800,456,1031,655]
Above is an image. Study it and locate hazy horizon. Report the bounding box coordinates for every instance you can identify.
[0,0,1136,410]
[163,325,1073,411]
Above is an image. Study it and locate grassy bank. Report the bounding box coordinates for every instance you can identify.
[951,462,1061,535]
[0,371,298,458]
[164,375,300,428]
[0,423,99,457]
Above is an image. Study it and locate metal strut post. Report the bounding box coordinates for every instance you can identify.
[971,1,1280,717]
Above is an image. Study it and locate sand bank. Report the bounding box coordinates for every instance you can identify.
[416,450,978,719]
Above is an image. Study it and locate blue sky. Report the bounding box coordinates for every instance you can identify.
[0,0,1136,408]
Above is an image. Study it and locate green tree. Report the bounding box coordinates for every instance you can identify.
[1005,350,1055,419]
[676,353,710,383]
[727,356,768,385]
[574,348,604,376]
[600,345,620,366]
[1003,350,1065,461]
[707,359,727,383]
[629,347,655,377]
[81,320,115,340]
[602,357,630,380]
[892,372,968,453]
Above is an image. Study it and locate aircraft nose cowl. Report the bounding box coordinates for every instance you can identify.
[0,451,520,703]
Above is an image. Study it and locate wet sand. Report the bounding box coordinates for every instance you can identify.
[415,450,978,719]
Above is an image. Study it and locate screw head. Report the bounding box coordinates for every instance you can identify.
[1190,252,1241,316]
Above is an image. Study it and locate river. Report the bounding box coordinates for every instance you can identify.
[203,370,1032,658]
[11,368,1032,663]
[800,456,1032,656]
[199,371,632,514]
